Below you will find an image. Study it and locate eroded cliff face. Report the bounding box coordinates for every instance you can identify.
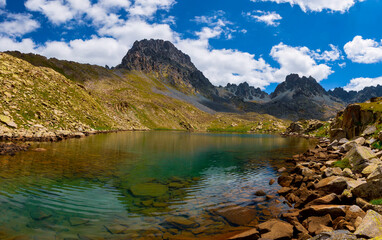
[331,97,382,140]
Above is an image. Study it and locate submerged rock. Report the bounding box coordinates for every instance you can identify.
[104,224,129,234]
[130,183,168,197]
[213,205,257,226]
[228,228,259,240]
[164,216,199,229]
[29,208,52,221]
[69,217,89,226]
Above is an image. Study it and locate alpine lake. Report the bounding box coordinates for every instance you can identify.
[0,131,316,239]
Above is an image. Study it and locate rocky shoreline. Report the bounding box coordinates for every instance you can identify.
[229,136,382,240]
[0,126,124,155]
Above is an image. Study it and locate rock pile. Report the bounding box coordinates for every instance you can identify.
[230,136,382,240]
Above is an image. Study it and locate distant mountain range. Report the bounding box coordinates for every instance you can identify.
[6,39,382,121]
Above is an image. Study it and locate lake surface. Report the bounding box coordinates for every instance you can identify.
[0,132,316,239]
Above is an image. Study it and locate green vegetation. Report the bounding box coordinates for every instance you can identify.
[372,141,382,150]
[333,158,351,170]
[370,198,382,205]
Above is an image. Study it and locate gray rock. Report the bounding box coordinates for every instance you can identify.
[343,145,377,173]
[354,210,382,238]
[352,179,382,201]
[308,230,357,240]
[362,125,377,136]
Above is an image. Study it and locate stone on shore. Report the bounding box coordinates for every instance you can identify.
[343,145,377,173]
[0,115,17,128]
[258,219,293,240]
[300,205,347,220]
[315,176,350,195]
[354,210,382,238]
[302,214,332,235]
[352,179,382,201]
[308,230,357,240]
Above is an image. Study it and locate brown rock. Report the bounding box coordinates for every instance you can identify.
[278,175,293,187]
[269,179,275,185]
[214,206,257,226]
[164,216,199,229]
[315,176,350,195]
[300,205,347,220]
[258,219,293,240]
[305,193,339,207]
[277,187,292,196]
[228,229,259,240]
[302,214,332,235]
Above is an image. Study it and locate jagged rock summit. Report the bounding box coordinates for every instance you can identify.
[117,39,218,98]
[271,74,327,99]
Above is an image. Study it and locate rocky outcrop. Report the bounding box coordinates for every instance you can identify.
[331,98,382,140]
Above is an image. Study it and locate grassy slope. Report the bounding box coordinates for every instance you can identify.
[2,52,289,133]
[0,53,119,131]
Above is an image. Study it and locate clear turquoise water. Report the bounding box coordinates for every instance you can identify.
[0,132,316,239]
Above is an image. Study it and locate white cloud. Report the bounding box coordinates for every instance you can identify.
[344,36,382,64]
[0,13,40,37]
[270,43,334,82]
[0,37,36,52]
[245,10,282,26]
[251,0,365,12]
[0,0,6,8]
[128,0,176,17]
[25,0,76,24]
[99,19,176,47]
[312,44,342,62]
[38,37,126,66]
[177,38,276,88]
[344,76,382,91]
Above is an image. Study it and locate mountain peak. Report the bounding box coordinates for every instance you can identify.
[271,74,326,99]
[117,39,218,98]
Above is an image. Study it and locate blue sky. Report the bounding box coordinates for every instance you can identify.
[0,0,381,93]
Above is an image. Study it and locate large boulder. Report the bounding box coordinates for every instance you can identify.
[302,214,332,235]
[315,176,351,195]
[352,179,382,201]
[0,115,17,128]
[258,219,294,240]
[286,122,304,134]
[343,145,377,173]
[300,205,347,220]
[354,210,382,238]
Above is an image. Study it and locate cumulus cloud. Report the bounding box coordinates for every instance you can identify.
[312,44,342,62]
[177,38,276,88]
[245,10,282,26]
[270,43,334,82]
[344,76,382,91]
[25,0,76,24]
[0,0,6,8]
[128,0,175,17]
[0,13,40,37]
[251,0,365,12]
[344,36,382,64]
[0,37,36,52]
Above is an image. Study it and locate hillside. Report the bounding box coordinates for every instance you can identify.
[0,52,288,139]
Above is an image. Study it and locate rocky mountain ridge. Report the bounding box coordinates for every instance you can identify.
[328,85,382,104]
[7,39,382,122]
